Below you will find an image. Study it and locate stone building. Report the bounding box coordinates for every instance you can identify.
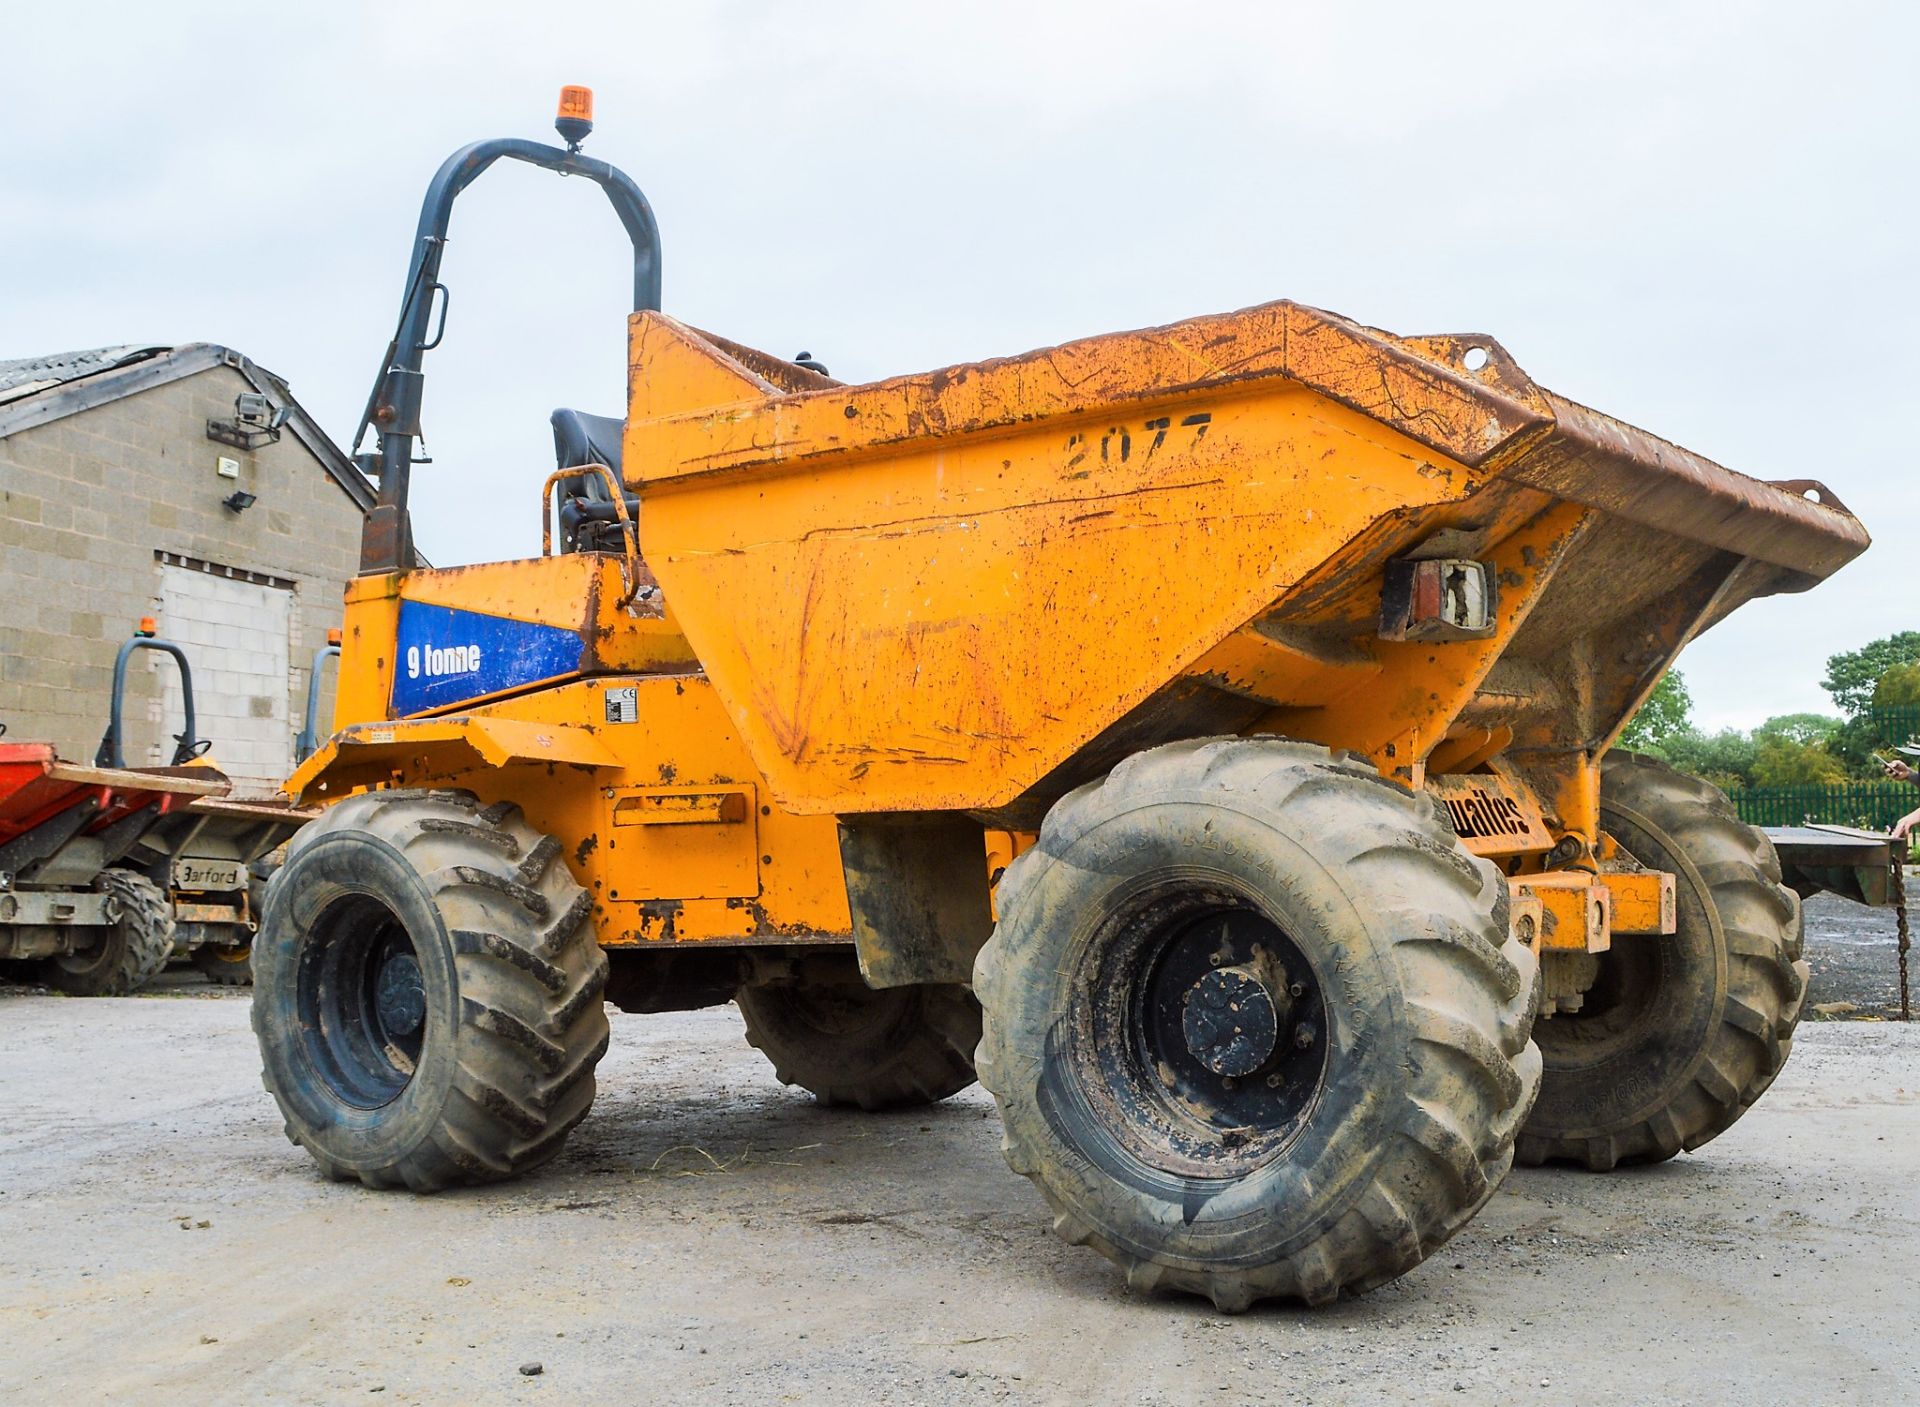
[0,345,371,791]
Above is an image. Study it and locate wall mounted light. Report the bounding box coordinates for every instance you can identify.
[207,391,291,451]
[223,490,258,514]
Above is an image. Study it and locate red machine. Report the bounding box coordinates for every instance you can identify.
[0,741,224,994]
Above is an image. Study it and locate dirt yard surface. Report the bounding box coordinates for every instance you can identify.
[1803,892,1910,1018]
[3,904,1915,1406]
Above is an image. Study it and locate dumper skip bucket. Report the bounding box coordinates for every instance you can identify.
[621,300,1867,823]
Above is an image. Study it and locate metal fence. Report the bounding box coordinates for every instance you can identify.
[1733,783,1915,831]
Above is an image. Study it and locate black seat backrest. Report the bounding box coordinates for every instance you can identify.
[550,408,625,484]
[550,409,639,553]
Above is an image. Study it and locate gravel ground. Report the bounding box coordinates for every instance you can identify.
[1802,892,1910,1018]
[1,901,1915,1406]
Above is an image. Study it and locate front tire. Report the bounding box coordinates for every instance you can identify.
[42,869,175,997]
[252,790,609,1191]
[1518,752,1805,1170]
[975,739,1541,1311]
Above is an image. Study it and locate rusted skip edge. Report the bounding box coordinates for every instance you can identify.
[1501,393,1871,578]
[628,302,1551,484]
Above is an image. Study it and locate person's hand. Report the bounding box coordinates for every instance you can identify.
[1894,808,1920,840]
[1886,759,1914,782]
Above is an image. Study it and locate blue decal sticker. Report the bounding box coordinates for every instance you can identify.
[390,600,583,716]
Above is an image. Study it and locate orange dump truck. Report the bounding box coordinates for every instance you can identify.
[254,90,1868,1310]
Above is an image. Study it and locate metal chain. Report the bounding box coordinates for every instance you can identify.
[1892,843,1911,1022]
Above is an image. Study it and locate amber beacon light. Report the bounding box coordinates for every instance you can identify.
[555,85,594,149]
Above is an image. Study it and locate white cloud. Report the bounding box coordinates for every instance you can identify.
[2,0,1912,728]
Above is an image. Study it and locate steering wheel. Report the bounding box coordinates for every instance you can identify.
[173,736,215,763]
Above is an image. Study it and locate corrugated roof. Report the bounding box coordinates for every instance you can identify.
[0,345,170,406]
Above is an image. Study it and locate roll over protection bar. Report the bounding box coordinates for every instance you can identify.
[96,636,202,768]
[354,126,662,574]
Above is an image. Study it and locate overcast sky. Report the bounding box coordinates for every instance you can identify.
[3,2,1912,731]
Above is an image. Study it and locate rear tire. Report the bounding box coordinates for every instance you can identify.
[975,738,1541,1310]
[193,869,268,986]
[1518,752,1805,1170]
[193,940,253,986]
[252,790,609,1191]
[738,962,979,1110]
[42,869,175,997]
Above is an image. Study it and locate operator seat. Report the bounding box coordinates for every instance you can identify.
[550,408,641,554]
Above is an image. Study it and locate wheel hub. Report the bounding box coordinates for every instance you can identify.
[1181,965,1285,1077]
[375,952,426,1037]
[1087,900,1332,1176]
[296,893,426,1108]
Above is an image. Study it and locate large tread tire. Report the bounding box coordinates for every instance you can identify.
[192,868,269,986]
[1518,751,1806,1171]
[42,869,175,997]
[738,970,980,1110]
[252,790,609,1192]
[192,940,253,986]
[975,738,1541,1311]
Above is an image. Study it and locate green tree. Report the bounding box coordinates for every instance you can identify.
[1871,661,1920,710]
[1750,735,1846,786]
[1868,664,1920,777]
[1658,727,1758,790]
[1826,714,1889,780]
[1752,712,1842,747]
[1823,632,1920,715]
[1618,671,1693,750]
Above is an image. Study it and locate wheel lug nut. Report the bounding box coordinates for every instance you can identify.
[1265,1072,1283,1088]
[1221,1076,1236,1090]
[1293,1023,1316,1049]
[1288,981,1306,998]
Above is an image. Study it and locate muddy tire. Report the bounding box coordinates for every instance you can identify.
[193,868,269,985]
[1518,752,1805,1171]
[974,738,1541,1310]
[738,964,980,1110]
[193,940,253,986]
[42,869,175,997]
[252,790,609,1191]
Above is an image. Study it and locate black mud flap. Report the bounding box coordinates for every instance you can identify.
[837,815,994,989]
